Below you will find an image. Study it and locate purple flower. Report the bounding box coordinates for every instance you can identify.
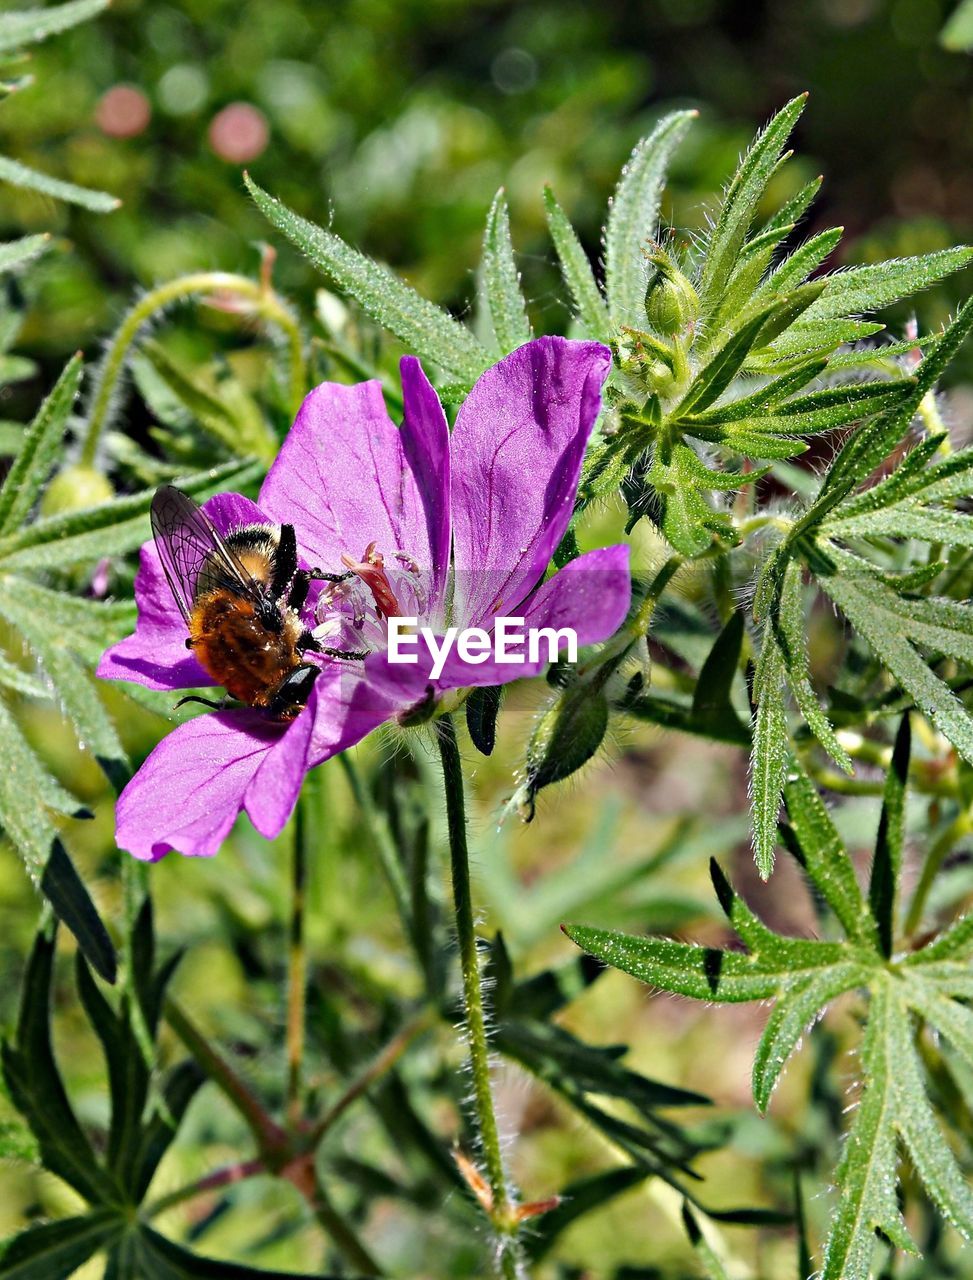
[99,337,631,860]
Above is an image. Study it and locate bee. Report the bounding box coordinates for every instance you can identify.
[150,485,365,721]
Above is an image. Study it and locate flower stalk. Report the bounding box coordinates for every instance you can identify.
[435,714,522,1272]
[79,268,305,469]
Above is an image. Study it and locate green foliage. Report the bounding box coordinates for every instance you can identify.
[0,1,117,211]
[565,732,973,1278]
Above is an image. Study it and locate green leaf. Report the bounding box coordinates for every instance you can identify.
[133,1225,346,1279]
[674,305,776,417]
[132,1060,204,1203]
[812,294,973,511]
[818,550,973,763]
[752,227,844,302]
[699,95,807,315]
[782,761,878,948]
[0,458,261,571]
[752,963,870,1113]
[480,188,531,353]
[693,378,914,438]
[870,715,910,958]
[74,956,150,1190]
[245,175,489,386]
[777,560,852,772]
[820,977,915,1280]
[0,583,127,787]
[561,923,840,1003]
[0,696,115,980]
[750,613,788,878]
[690,611,749,741]
[806,247,973,321]
[0,155,118,213]
[1,925,119,1206]
[0,1210,122,1280]
[0,0,108,54]
[680,1202,730,1280]
[0,235,49,274]
[941,0,973,50]
[0,354,83,535]
[604,110,696,326]
[543,185,608,339]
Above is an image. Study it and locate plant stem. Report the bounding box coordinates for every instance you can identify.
[905,808,972,936]
[287,787,310,1128]
[144,1157,265,1218]
[435,714,521,1270]
[79,270,305,468]
[339,753,413,938]
[164,996,290,1160]
[308,1008,434,1148]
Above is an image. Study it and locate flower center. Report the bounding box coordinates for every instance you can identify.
[313,541,427,655]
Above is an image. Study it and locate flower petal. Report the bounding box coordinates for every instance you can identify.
[450,337,611,628]
[115,708,292,860]
[432,544,631,688]
[259,377,448,596]
[400,356,450,618]
[97,493,269,692]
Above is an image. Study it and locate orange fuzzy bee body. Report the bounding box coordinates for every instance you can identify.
[150,486,363,722]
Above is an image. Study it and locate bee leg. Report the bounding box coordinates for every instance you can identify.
[173,694,240,712]
[271,524,299,599]
[307,568,355,584]
[297,631,368,661]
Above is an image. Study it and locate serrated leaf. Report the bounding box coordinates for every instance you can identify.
[675,305,776,417]
[0,583,127,786]
[0,0,108,55]
[0,354,82,535]
[752,963,870,1113]
[132,1060,204,1203]
[806,247,973,322]
[0,696,115,980]
[690,611,747,740]
[750,614,788,878]
[699,95,806,315]
[0,1210,122,1280]
[245,175,489,386]
[134,1225,346,1279]
[543,185,608,339]
[561,923,841,1002]
[818,550,973,763]
[0,458,261,571]
[821,978,915,1280]
[604,110,696,326]
[1,925,119,1206]
[752,227,844,302]
[480,188,531,353]
[0,155,118,213]
[782,761,879,948]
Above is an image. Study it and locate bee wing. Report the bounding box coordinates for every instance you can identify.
[150,485,260,623]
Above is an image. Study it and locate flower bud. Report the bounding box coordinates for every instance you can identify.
[40,465,114,517]
[510,680,609,822]
[644,252,698,335]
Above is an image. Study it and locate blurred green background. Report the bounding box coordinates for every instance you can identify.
[1,1,972,1276]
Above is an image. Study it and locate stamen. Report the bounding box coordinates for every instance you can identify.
[340,542,402,619]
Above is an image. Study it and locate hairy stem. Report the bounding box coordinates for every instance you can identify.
[287,786,311,1127]
[79,270,304,468]
[144,1157,265,1218]
[435,714,522,1271]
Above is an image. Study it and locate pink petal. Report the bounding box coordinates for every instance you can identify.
[432,544,631,688]
[450,337,611,629]
[115,708,292,860]
[259,376,449,604]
